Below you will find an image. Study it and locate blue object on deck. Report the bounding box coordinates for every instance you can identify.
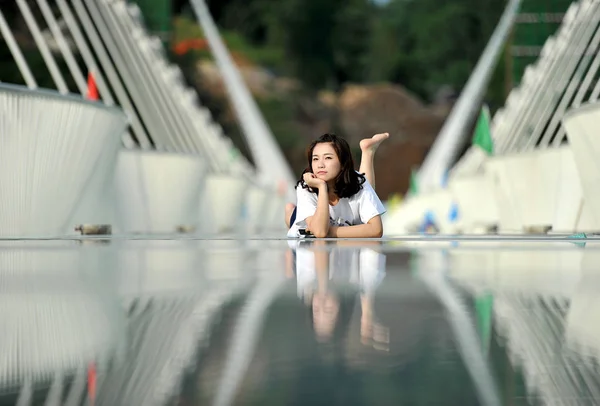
[420,210,438,233]
[448,202,459,223]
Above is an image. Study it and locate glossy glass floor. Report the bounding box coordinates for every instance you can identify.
[0,237,598,406]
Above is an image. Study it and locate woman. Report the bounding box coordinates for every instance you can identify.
[285,133,388,238]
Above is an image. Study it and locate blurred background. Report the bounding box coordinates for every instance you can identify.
[0,0,571,201]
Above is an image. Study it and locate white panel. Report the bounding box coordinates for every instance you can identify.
[383,191,453,235]
[449,174,499,233]
[383,195,427,235]
[114,150,206,234]
[563,102,600,231]
[552,147,584,232]
[200,174,248,234]
[485,160,522,232]
[263,192,286,233]
[388,147,581,235]
[486,149,567,233]
[0,84,127,236]
[70,131,122,227]
[244,184,269,235]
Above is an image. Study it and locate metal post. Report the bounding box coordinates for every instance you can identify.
[189,0,295,195]
[417,0,522,192]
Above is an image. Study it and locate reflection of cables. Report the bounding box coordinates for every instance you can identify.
[212,276,286,406]
[0,246,125,405]
[416,251,501,406]
[494,294,593,404]
[152,289,242,404]
[96,286,242,406]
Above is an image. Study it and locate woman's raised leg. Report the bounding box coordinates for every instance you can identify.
[359,132,389,190]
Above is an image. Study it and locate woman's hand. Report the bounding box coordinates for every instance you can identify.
[303,172,326,189]
[303,173,330,238]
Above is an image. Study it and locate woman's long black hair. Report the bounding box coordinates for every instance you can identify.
[297,133,365,198]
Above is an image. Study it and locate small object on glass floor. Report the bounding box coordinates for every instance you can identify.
[74,224,112,235]
[175,225,196,233]
[523,225,552,234]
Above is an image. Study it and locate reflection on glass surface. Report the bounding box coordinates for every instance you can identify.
[287,240,388,349]
[0,239,599,405]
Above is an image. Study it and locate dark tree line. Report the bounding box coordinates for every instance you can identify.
[0,0,508,106]
[190,0,507,104]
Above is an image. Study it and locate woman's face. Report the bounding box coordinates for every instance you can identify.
[311,142,341,183]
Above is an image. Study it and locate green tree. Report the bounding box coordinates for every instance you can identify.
[331,0,375,85]
[279,0,340,88]
[367,0,506,104]
[223,0,375,90]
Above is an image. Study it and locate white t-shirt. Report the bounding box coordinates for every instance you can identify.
[287,179,386,238]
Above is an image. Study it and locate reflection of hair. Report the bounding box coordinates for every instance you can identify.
[297,133,366,198]
[307,284,358,344]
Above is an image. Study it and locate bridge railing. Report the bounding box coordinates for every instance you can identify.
[0,0,283,235]
[386,0,600,235]
[0,83,127,236]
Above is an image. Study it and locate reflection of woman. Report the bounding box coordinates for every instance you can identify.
[286,240,389,348]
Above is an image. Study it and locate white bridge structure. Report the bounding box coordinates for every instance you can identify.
[2,2,600,404]
[0,1,291,402]
[385,0,600,236]
[447,243,600,405]
[0,0,291,237]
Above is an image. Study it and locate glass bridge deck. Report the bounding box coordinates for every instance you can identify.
[0,236,597,406]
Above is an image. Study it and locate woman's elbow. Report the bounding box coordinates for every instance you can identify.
[371,224,383,238]
[372,229,383,238]
[313,228,329,238]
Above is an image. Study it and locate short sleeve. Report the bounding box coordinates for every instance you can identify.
[358,180,387,224]
[287,186,318,238]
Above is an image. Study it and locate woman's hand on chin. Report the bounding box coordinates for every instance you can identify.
[303,172,326,189]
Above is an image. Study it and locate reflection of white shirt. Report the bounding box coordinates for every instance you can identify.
[287,179,386,238]
[293,246,386,297]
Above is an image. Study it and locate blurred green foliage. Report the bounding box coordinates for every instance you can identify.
[195,0,508,105]
[168,0,509,173]
[0,0,508,167]
[0,0,508,108]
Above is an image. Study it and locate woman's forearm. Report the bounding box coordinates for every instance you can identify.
[308,184,331,238]
[328,222,383,238]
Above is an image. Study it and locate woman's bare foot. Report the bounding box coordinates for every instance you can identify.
[359,132,389,154]
[285,203,296,228]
